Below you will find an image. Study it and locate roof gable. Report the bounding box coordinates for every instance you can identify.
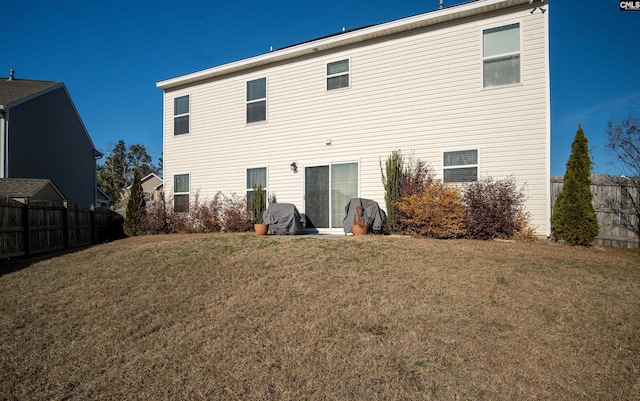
[0,79,61,106]
[96,187,112,202]
[0,178,66,202]
[0,79,100,155]
[126,173,163,191]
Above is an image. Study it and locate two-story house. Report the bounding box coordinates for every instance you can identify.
[0,72,102,207]
[157,0,550,235]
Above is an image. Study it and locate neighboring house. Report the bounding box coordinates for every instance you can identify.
[0,71,102,207]
[0,178,66,205]
[157,0,551,235]
[96,187,113,208]
[122,173,164,202]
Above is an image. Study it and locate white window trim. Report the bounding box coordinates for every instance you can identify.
[173,94,190,136]
[326,57,351,92]
[246,77,268,125]
[442,148,480,183]
[173,172,190,212]
[246,166,269,193]
[481,21,522,90]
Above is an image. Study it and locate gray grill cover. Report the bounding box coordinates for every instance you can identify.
[343,198,387,234]
[263,203,305,235]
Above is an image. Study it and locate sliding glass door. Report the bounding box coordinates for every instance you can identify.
[304,166,330,229]
[304,162,358,230]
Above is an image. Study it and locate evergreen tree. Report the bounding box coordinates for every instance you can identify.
[123,168,146,236]
[551,124,599,245]
[97,140,158,204]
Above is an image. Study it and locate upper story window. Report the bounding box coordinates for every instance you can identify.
[174,173,190,212]
[443,149,479,183]
[246,78,267,123]
[327,59,349,90]
[483,23,520,88]
[174,95,190,135]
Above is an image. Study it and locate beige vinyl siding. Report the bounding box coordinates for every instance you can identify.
[163,4,549,233]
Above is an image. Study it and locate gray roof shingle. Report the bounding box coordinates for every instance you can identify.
[0,178,64,199]
[0,78,60,106]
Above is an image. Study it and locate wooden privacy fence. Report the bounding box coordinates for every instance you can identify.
[551,175,639,248]
[0,196,124,259]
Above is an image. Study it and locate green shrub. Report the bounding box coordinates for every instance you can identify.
[396,180,466,239]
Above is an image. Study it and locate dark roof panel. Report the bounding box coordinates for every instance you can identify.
[0,78,60,106]
[278,25,376,51]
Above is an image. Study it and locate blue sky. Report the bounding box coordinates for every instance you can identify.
[2,0,639,176]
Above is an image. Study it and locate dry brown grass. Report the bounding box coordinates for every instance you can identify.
[1,234,639,400]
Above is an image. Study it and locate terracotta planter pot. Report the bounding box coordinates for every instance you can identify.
[352,224,369,236]
[254,223,269,236]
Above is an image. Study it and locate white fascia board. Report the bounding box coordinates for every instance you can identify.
[156,0,536,90]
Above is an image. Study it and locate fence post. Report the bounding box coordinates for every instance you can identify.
[23,202,31,257]
[63,201,69,250]
[91,204,96,245]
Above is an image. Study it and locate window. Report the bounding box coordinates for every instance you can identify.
[246,78,267,123]
[174,95,190,135]
[326,59,349,90]
[174,174,189,212]
[246,167,267,206]
[483,23,520,88]
[443,150,478,183]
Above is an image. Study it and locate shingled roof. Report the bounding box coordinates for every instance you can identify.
[0,78,61,106]
[0,178,66,203]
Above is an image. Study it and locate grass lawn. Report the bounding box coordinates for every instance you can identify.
[1,234,639,400]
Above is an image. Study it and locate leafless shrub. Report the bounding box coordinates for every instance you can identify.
[188,192,222,233]
[219,192,252,232]
[139,199,171,235]
[139,191,250,234]
[401,158,435,198]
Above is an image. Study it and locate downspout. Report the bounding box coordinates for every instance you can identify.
[0,105,6,178]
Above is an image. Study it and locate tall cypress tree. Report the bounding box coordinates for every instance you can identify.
[551,124,599,245]
[123,168,146,237]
